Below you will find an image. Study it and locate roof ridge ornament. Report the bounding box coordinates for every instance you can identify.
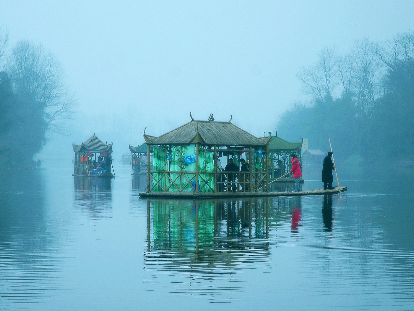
[208,114,214,121]
[229,115,232,122]
[190,112,194,121]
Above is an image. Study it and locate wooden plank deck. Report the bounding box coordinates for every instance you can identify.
[138,186,347,199]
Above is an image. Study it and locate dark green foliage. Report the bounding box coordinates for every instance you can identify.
[370,59,414,161]
[0,40,72,168]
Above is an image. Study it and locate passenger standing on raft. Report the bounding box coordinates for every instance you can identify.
[322,152,335,190]
[225,158,239,192]
[290,154,302,192]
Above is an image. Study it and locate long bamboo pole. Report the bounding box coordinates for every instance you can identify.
[269,172,291,185]
[329,138,340,190]
[257,172,290,190]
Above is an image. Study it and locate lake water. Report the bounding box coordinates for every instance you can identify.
[1,164,414,311]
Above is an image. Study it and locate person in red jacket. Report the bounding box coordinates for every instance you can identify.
[290,154,302,192]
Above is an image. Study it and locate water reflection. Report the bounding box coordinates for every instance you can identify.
[144,198,298,299]
[131,174,147,192]
[291,197,302,233]
[269,182,295,192]
[74,175,112,191]
[74,176,113,219]
[322,194,334,232]
[0,169,60,305]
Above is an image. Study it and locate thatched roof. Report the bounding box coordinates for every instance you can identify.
[129,143,149,153]
[73,134,113,153]
[144,119,266,146]
[267,136,302,151]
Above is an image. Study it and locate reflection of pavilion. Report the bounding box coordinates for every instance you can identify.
[131,174,147,192]
[144,198,296,276]
[73,176,113,219]
[74,175,112,191]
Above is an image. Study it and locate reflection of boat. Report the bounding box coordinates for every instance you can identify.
[145,199,281,267]
[144,198,304,283]
[131,174,147,192]
[140,186,347,199]
[72,134,115,178]
[143,197,301,296]
[74,176,112,191]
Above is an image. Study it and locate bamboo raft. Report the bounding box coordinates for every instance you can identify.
[138,186,347,199]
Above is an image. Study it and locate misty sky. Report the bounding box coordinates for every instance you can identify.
[2,0,414,151]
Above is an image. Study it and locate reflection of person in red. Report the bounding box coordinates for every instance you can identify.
[291,197,302,233]
[291,208,301,232]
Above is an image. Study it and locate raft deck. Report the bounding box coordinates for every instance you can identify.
[138,186,347,199]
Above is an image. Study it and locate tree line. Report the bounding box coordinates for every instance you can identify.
[277,31,414,169]
[0,28,73,168]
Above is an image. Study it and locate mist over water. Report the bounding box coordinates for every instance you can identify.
[1,2,414,309]
[1,163,414,310]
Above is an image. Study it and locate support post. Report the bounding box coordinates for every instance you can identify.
[214,145,217,193]
[195,143,199,192]
[249,147,253,192]
[265,146,269,192]
[147,144,151,193]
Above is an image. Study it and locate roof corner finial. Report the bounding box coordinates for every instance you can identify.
[190,112,194,121]
[143,127,147,135]
[229,115,232,122]
[208,113,214,121]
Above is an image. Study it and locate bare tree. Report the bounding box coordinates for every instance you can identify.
[6,41,74,134]
[298,48,340,100]
[374,31,414,71]
[0,27,9,69]
[348,39,384,117]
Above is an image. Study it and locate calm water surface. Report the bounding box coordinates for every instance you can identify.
[1,165,414,311]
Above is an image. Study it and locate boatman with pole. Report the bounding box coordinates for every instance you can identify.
[322,151,335,190]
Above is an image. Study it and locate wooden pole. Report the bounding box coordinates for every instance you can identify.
[329,138,340,190]
[214,145,217,193]
[249,147,253,192]
[265,147,269,192]
[269,172,291,185]
[195,143,199,192]
[258,172,290,190]
[147,144,151,192]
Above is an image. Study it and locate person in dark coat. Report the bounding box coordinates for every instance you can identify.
[322,152,334,190]
[225,158,238,192]
[239,158,250,191]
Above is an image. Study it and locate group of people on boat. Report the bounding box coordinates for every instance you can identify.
[283,151,337,192]
[290,151,336,191]
[219,158,249,192]
[289,151,337,192]
[217,153,306,193]
[79,152,112,176]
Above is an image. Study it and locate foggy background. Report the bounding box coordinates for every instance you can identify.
[1,0,414,165]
